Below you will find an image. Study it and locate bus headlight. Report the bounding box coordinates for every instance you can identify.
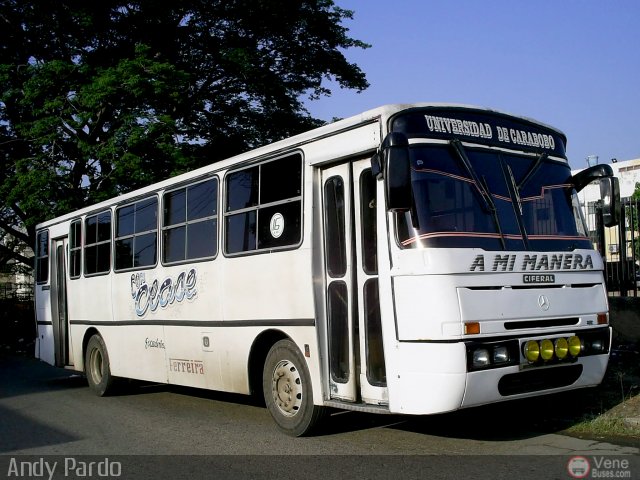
[472,349,490,368]
[493,346,510,364]
[589,339,604,353]
[466,340,520,371]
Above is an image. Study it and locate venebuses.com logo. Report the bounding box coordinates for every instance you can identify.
[567,457,590,478]
[567,456,632,478]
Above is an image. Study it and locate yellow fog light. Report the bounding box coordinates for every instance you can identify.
[568,336,582,357]
[554,337,569,360]
[524,340,540,363]
[540,339,554,361]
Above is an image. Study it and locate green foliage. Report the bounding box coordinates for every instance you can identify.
[630,183,640,260]
[0,0,369,271]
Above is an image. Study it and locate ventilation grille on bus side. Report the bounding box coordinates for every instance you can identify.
[498,364,583,396]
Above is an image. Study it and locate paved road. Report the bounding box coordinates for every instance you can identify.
[0,352,638,479]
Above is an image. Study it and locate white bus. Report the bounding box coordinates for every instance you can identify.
[34,103,620,436]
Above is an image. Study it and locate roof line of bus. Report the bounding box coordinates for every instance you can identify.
[35,102,565,229]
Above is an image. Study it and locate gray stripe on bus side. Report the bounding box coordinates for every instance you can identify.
[69,319,315,328]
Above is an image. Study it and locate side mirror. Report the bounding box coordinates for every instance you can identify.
[600,176,620,227]
[570,163,620,227]
[380,132,411,211]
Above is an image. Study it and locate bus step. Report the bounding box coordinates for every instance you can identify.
[323,400,391,414]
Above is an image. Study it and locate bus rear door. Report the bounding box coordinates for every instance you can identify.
[50,237,71,367]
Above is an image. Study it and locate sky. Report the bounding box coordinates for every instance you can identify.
[304,0,640,170]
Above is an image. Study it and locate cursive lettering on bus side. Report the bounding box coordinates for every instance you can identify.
[145,337,166,349]
[131,269,197,317]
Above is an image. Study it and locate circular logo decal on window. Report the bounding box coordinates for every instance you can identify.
[270,213,284,239]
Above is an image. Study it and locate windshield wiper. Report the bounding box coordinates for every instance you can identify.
[450,139,506,249]
[451,140,493,212]
[507,165,523,215]
[501,157,530,250]
[511,151,545,251]
[517,152,547,191]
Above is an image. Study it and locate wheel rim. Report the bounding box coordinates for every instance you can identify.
[89,347,103,384]
[271,359,303,417]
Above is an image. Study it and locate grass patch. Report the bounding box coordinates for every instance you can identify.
[561,342,640,440]
[566,410,637,438]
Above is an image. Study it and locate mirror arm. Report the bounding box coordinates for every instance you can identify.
[571,164,614,192]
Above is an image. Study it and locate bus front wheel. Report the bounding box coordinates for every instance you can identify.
[263,339,325,436]
[85,335,116,396]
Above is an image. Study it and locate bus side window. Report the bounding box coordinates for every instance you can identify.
[84,211,111,275]
[225,167,258,254]
[257,157,302,249]
[35,230,49,284]
[163,178,218,264]
[365,279,386,386]
[225,153,302,255]
[323,176,346,277]
[115,198,158,270]
[69,220,82,279]
[360,169,377,274]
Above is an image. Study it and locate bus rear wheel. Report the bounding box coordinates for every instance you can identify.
[85,335,116,396]
[263,339,325,436]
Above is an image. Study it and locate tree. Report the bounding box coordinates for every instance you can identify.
[630,182,640,260]
[0,0,369,272]
[632,183,640,203]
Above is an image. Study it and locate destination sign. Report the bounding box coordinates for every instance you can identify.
[392,108,566,157]
[469,253,594,272]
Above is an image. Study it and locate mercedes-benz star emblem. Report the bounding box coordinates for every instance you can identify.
[538,294,550,311]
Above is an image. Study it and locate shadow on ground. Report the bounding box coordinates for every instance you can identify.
[2,340,638,445]
[308,340,640,443]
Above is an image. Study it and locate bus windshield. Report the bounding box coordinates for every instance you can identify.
[397,143,591,251]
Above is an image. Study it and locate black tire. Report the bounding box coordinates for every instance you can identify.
[85,335,116,396]
[263,339,325,436]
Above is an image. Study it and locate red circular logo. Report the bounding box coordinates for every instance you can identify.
[567,456,591,478]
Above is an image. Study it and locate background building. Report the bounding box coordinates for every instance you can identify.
[573,157,640,295]
[0,235,33,301]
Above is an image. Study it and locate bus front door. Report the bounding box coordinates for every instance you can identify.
[321,159,386,404]
[50,237,70,367]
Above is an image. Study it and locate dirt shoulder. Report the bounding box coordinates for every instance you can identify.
[560,343,640,445]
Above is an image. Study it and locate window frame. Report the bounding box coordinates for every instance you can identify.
[69,219,82,279]
[327,280,350,383]
[161,176,219,266]
[323,175,347,278]
[223,152,304,257]
[114,195,159,272]
[394,142,591,252]
[35,230,49,284]
[83,210,112,277]
[359,168,378,275]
